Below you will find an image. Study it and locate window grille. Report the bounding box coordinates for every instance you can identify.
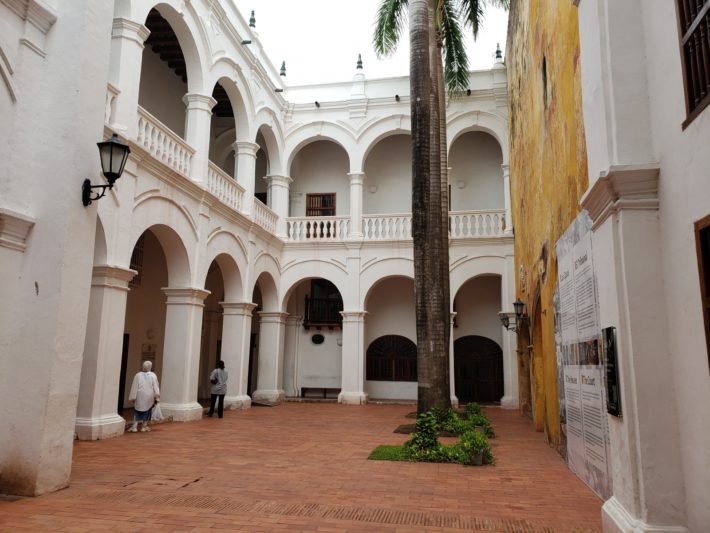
[695,214,710,366]
[306,193,336,217]
[677,0,710,125]
[303,279,343,329]
[366,335,417,382]
[129,235,145,288]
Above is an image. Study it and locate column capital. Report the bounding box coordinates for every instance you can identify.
[111,18,150,45]
[91,265,137,289]
[347,172,367,185]
[162,287,211,305]
[220,302,258,316]
[182,93,217,112]
[501,163,510,176]
[286,315,303,325]
[258,311,289,324]
[340,310,367,322]
[234,141,260,157]
[264,174,292,187]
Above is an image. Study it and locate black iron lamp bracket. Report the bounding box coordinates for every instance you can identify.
[82,179,113,207]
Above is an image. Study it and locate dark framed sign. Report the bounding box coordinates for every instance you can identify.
[603,326,622,417]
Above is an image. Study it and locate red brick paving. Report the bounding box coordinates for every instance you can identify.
[0,404,602,532]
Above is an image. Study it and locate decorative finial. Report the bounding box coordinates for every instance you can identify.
[249,10,256,28]
[495,43,502,60]
[280,61,286,77]
[356,53,363,70]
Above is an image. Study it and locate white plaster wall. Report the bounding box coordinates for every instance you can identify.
[138,48,187,137]
[453,275,502,347]
[641,2,710,529]
[449,132,504,210]
[290,141,350,216]
[364,277,417,400]
[363,135,411,214]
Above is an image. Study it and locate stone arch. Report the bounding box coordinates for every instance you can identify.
[356,114,411,172]
[128,197,197,287]
[135,2,207,93]
[201,253,244,303]
[279,260,349,311]
[254,109,285,176]
[285,122,354,174]
[447,110,508,165]
[93,215,108,266]
[207,60,254,140]
[360,258,414,309]
[450,255,507,304]
[251,253,280,311]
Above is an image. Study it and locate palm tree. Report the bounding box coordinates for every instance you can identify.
[374,0,508,413]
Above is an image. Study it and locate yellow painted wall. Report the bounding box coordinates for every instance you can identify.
[506,0,588,451]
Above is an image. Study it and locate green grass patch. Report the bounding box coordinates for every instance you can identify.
[368,444,411,461]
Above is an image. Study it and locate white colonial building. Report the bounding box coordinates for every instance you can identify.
[0,0,514,496]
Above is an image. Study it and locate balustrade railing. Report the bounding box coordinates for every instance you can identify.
[207,162,244,212]
[363,214,412,240]
[253,198,277,233]
[449,209,506,238]
[286,216,350,242]
[136,106,194,176]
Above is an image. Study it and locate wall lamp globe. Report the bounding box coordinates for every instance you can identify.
[499,298,529,333]
[82,133,130,207]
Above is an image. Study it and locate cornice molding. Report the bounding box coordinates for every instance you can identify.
[581,164,660,230]
[0,208,35,252]
[1,0,56,34]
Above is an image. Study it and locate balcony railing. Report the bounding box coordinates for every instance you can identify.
[363,213,412,240]
[449,209,506,237]
[287,216,350,242]
[303,296,343,329]
[253,198,277,233]
[136,106,194,176]
[207,162,244,212]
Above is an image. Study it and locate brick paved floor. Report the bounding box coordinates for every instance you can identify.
[0,404,602,532]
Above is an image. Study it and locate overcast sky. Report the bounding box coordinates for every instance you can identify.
[231,0,509,86]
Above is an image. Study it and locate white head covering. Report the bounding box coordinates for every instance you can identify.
[142,360,152,372]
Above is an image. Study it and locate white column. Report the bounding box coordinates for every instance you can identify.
[183,93,216,184]
[347,172,366,238]
[108,18,150,137]
[252,312,288,403]
[501,164,513,235]
[75,266,136,440]
[160,287,210,421]
[235,141,259,216]
[339,311,368,405]
[264,174,292,237]
[219,302,256,409]
[283,315,303,397]
[500,253,519,408]
[449,312,459,408]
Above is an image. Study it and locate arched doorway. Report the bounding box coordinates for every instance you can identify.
[454,335,503,403]
[366,335,417,382]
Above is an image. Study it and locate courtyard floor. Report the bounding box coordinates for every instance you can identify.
[0,403,602,532]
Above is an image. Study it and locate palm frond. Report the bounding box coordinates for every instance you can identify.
[457,0,484,39]
[441,0,469,94]
[373,0,409,57]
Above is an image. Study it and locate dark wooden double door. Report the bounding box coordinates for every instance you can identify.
[454,335,503,404]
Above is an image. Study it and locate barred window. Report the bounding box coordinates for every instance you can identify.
[677,0,710,126]
[306,193,336,217]
[129,234,145,288]
[695,214,710,367]
[366,335,417,382]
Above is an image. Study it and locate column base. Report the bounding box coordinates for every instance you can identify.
[602,496,688,533]
[75,414,126,440]
[338,392,368,405]
[225,395,252,410]
[500,395,519,409]
[450,396,460,409]
[160,402,203,421]
[252,389,284,404]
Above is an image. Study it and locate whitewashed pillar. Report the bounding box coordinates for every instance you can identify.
[500,253,519,408]
[108,19,150,137]
[160,288,210,421]
[75,266,136,440]
[252,312,288,403]
[235,141,259,216]
[449,312,459,408]
[220,302,256,409]
[501,164,513,235]
[347,172,366,238]
[339,311,368,404]
[183,93,216,184]
[264,174,292,237]
[283,315,303,397]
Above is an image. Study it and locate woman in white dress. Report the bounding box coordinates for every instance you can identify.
[128,361,160,432]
